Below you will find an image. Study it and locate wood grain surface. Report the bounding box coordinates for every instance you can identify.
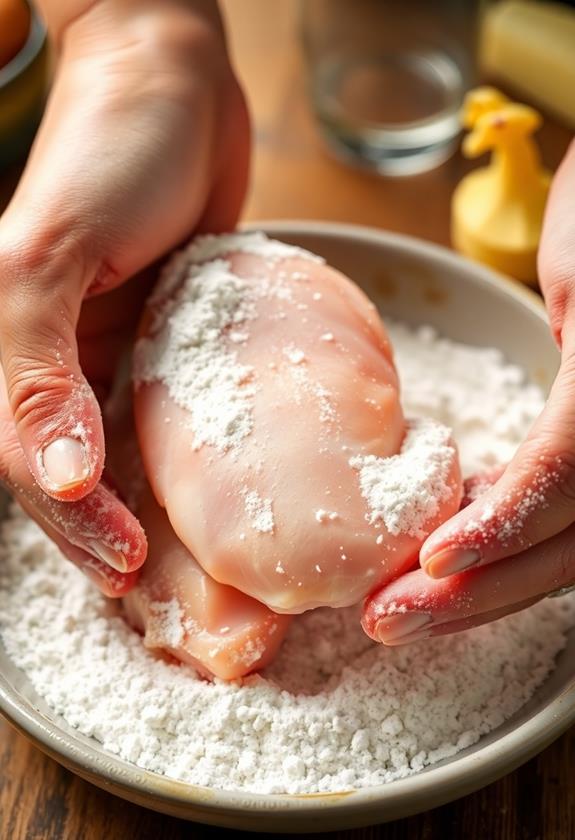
[1,2,574,838]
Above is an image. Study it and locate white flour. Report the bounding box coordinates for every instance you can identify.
[133,258,258,453]
[185,231,324,266]
[350,417,457,539]
[241,487,275,534]
[133,234,322,453]
[390,323,544,475]
[1,321,573,796]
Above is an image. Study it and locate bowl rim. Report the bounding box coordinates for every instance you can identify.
[1,221,571,828]
[0,4,46,89]
[2,662,575,823]
[252,220,547,319]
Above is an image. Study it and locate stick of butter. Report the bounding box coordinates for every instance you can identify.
[481,0,575,129]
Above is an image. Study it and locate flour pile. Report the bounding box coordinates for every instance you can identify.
[350,417,456,539]
[1,321,573,795]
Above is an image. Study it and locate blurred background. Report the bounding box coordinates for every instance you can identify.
[0,0,573,248]
[221,0,573,247]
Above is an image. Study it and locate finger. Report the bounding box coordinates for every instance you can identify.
[421,141,575,580]
[0,226,105,501]
[378,598,541,647]
[415,466,504,576]
[420,347,575,578]
[20,479,148,575]
[420,142,575,580]
[0,398,147,575]
[364,522,575,644]
[16,493,139,598]
[538,137,575,350]
[0,55,192,500]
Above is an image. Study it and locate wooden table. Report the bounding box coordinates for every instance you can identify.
[1,2,573,838]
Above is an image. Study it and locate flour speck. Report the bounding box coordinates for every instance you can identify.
[242,487,275,534]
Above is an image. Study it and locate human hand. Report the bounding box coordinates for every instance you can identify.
[0,0,249,590]
[363,139,575,645]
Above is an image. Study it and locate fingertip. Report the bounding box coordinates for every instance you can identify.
[31,522,141,598]
[360,601,379,642]
[125,524,148,573]
[4,359,107,500]
[80,556,140,598]
[85,507,148,576]
[421,549,481,579]
[419,533,444,568]
[418,467,503,570]
[419,520,470,573]
[366,610,434,646]
[31,395,106,501]
[86,540,131,574]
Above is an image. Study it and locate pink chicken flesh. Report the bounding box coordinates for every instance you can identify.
[133,235,462,616]
[104,368,291,681]
[123,489,291,680]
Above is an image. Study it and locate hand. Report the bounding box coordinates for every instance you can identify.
[363,139,575,645]
[0,0,250,591]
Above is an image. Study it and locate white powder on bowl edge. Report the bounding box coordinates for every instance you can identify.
[1,321,573,796]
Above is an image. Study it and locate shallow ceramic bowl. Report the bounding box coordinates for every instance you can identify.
[0,4,48,168]
[0,222,571,833]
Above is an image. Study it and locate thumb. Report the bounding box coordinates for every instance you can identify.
[0,227,105,500]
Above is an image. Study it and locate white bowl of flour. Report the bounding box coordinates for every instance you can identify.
[1,222,574,832]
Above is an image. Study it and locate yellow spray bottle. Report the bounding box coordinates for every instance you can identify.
[451,87,551,285]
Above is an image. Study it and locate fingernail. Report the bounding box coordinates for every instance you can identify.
[424,548,481,579]
[376,612,432,644]
[383,628,433,647]
[87,540,128,573]
[41,437,89,490]
[81,561,114,589]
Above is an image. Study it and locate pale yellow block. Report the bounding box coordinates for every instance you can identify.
[481,0,575,129]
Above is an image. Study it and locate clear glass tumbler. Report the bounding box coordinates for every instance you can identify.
[301,0,479,176]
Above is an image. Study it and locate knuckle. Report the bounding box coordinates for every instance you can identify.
[539,250,575,347]
[546,527,575,589]
[538,445,575,506]
[8,364,73,432]
[0,219,90,302]
[555,455,575,506]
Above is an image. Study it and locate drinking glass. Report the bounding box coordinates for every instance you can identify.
[301,0,479,175]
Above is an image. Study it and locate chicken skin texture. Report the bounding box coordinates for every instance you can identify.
[134,236,462,614]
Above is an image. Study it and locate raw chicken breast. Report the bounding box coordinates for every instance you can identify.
[123,489,291,680]
[105,367,291,680]
[134,233,462,614]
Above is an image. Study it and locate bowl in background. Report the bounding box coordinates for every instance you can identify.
[0,222,568,832]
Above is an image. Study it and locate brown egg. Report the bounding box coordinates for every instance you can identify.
[0,0,31,70]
